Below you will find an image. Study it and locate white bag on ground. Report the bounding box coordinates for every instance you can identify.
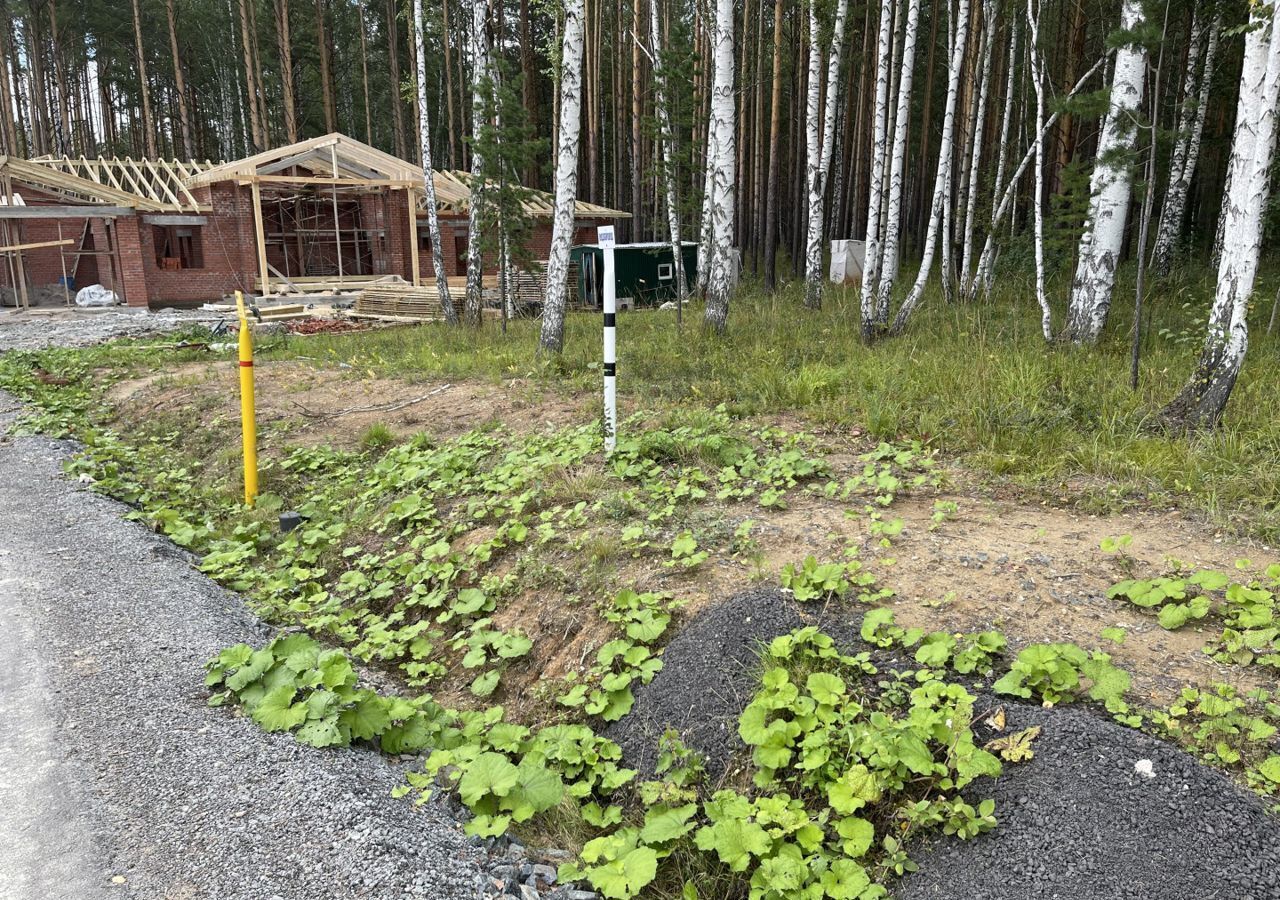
[74,284,122,307]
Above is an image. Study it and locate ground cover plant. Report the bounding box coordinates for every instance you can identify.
[5,288,1280,897]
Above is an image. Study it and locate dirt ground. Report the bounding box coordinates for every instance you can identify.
[107,358,1280,711]
[108,357,592,449]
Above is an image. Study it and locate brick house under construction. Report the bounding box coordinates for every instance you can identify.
[0,133,628,309]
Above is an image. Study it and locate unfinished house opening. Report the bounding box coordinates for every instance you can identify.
[153,225,204,270]
[264,198,375,280]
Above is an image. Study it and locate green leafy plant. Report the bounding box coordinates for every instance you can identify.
[781,552,886,603]
[993,643,1131,714]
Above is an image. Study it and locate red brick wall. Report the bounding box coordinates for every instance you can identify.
[412,215,614,281]
[0,187,104,300]
[135,184,254,306]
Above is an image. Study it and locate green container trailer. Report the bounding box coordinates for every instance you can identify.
[569,241,698,309]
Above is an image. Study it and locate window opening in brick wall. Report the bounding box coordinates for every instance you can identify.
[153,225,204,270]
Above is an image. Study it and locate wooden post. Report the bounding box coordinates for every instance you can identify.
[57,221,70,305]
[407,187,421,286]
[2,175,28,309]
[331,144,343,285]
[251,180,270,296]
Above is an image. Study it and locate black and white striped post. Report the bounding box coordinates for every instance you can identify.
[598,225,618,453]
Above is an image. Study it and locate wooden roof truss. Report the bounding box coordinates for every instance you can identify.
[25,155,214,212]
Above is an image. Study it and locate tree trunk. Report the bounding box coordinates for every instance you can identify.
[413,0,459,324]
[238,0,264,151]
[1152,8,1222,277]
[859,0,896,340]
[465,0,491,327]
[442,0,460,167]
[957,0,997,289]
[888,0,971,336]
[1025,0,1051,339]
[520,0,539,184]
[763,0,785,291]
[803,0,851,309]
[1064,0,1148,344]
[47,0,72,153]
[315,0,337,132]
[0,14,20,155]
[703,0,736,333]
[1161,3,1280,431]
[651,0,687,305]
[274,0,299,143]
[387,0,407,159]
[539,0,586,353]
[130,0,158,157]
[358,0,374,144]
[165,0,195,158]
[870,0,921,316]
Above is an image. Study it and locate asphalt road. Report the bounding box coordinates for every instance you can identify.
[0,402,486,900]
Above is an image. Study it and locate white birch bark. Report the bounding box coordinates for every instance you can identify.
[804,0,851,309]
[650,0,688,304]
[870,0,921,316]
[888,0,971,336]
[1152,9,1221,277]
[1024,0,1051,340]
[465,0,491,326]
[696,12,721,297]
[539,0,586,352]
[703,0,736,333]
[1163,3,1280,429]
[802,2,824,300]
[859,0,897,340]
[1065,0,1148,344]
[958,0,997,289]
[412,0,458,325]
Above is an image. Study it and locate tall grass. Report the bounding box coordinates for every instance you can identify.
[272,269,1280,539]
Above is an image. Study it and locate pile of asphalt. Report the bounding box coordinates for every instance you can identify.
[617,587,1280,899]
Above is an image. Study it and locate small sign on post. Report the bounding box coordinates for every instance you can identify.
[598,225,617,454]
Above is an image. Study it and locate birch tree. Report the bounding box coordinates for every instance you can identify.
[1161,3,1280,431]
[804,0,851,309]
[1152,6,1222,277]
[888,0,971,336]
[465,0,492,327]
[859,0,897,341]
[412,0,458,325]
[870,0,921,316]
[539,0,586,353]
[957,0,998,289]
[1024,0,1051,340]
[650,0,688,306]
[1064,0,1148,344]
[704,0,736,333]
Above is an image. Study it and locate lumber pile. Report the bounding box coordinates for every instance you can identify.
[353,282,449,321]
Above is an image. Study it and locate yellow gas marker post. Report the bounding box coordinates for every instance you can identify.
[234,290,259,506]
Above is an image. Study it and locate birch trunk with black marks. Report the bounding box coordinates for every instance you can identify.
[539,0,586,353]
[651,0,688,305]
[1152,7,1221,277]
[1065,0,1148,344]
[859,0,897,340]
[465,0,491,327]
[703,0,736,334]
[888,0,971,336]
[1024,0,1051,340]
[871,0,921,316]
[1161,4,1280,431]
[412,0,458,324]
[804,0,850,309]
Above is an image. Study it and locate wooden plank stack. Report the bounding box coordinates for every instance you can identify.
[353,282,450,321]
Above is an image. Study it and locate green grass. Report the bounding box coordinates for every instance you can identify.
[270,267,1280,539]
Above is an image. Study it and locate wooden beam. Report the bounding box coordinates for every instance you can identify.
[407,187,421,287]
[0,205,135,219]
[251,180,270,297]
[0,238,76,252]
[141,214,209,225]
[245,174,415,187]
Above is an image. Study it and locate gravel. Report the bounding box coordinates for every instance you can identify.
[897,701,1280,900]
[617,587,1280,898]
[0,404,488,900]
[0,308,223,352]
